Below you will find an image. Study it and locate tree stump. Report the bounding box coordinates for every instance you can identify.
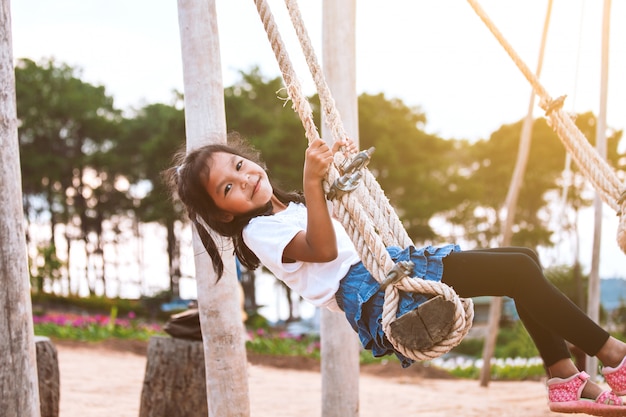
[35,336,60,417]
[140,336,208,417]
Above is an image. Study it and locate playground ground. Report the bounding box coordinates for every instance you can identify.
[56,339,558,417]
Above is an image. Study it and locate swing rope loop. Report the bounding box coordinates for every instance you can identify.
[544,95,567,116]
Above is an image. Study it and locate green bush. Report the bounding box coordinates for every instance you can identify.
[246,329,321,359]
[495,322,539,358]
[451,322,539,359]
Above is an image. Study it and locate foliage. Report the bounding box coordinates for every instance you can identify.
[246,328,321,359]
[118,101,187,297]
[245,312,272,330]
[245,327,401,365]
[494,322,540,358]
[433,355,545,380]
[31,292,171,320]
[452,321,539,359]
[15,60,625,301]
[30,244,64,293]
[358,93,465,241]
[33,311,164,342]
[32,309,548,380]
[16,57,126,295]
[16,57,123,219]
[442,119,561,247]
[439,114,623,249]
[224,67,308,192]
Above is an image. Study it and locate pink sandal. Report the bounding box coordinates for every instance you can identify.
[547,371,626,416]
[603,357,626,395]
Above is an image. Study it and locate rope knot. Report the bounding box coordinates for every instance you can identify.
[544,95,567,116]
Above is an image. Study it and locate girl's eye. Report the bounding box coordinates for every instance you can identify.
[236,160,243,170]
[224,184,232,196]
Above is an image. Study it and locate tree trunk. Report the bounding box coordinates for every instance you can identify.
[166,219,181,298]
[321,1,361,416]
[140,336,207,417]
[35,337,60,417]
[177,0,250,415]
[0,0,41,414]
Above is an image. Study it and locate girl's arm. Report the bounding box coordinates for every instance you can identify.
[283,138,355,263]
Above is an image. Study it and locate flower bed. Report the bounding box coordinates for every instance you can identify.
[33,309,164,342]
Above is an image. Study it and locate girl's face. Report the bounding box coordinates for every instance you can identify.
[204,151,274,222]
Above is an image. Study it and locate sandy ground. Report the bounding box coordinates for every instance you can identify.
[56,342,558,417]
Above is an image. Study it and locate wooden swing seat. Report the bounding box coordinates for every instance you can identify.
[389,295,456,351]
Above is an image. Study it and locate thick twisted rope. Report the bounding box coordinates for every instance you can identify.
[283,0,411,249]
[253,0,473,360]
[253,0,391,287]
[282,0,473,359]
[466,0,626,254]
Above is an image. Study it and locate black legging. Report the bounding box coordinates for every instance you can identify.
[441,247,610,367]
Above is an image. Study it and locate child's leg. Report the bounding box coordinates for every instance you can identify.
[440,247,609,366]
[441,247,626,411]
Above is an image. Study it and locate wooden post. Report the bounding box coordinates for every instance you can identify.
[176,0,250,415]
[479,0,553,387]
[320,1,360,416]
[0,1,41,415]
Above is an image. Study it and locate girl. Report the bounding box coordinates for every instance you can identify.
[168,133,626,416]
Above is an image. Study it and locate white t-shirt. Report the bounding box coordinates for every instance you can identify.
[242,202,361,312]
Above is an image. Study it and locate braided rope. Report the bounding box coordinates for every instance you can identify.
[253,0,392,284]
[284,0,412,249]
[466,0,626,254]
[253,0,473,360]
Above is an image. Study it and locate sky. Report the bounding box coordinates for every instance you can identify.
[9,0,626,279]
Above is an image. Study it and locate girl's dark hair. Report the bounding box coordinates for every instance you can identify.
[164,132,304,279]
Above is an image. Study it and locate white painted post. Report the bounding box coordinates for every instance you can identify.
[176,1,250,415]
[0,0,41,415]
[320,0,360,416]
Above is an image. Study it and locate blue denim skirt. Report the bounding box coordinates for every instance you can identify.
[335,244,460,367]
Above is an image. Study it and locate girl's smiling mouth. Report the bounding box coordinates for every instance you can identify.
[252,177,261,198]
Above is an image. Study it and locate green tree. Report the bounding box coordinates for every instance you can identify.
[358,93,465,241]
[16,58,122,294]
[441,114,623,249]
[30,244,64,293]
[119,100,186,297]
